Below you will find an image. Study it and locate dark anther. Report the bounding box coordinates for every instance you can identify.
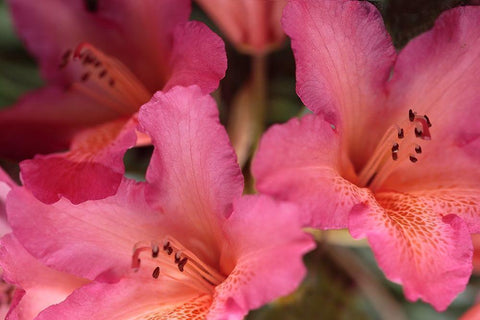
[409,155,418,163]
[82,55,95,65]
[62,49,72,60]
[84,0,99,13]
[415,145,422,154]
[397,128,404,139]
[392,152,398,161]
[391,143,399,153]
[414,127,423,138]
[81,72,90,82]
[163,241,173,255]
[109,79,115,87]
[424,115,432,127]
[152,266,160,279]
[178,258,188,272]
[94,61,102,68]
[99,70,107,78]
[152,245,159,258]
[59,49,72,68]
[409,109,415,122]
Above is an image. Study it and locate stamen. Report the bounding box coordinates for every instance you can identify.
[397,128,404,139]
[152,266,160,279]
[409,109,415,122]
[409,155,418,163]
[415,145,422,154]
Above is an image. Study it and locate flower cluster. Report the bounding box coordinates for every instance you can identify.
[0,0,479,319]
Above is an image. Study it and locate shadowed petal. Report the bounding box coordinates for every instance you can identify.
[20,118,137,204]
[253,114,371,229]
[349,192,473,311]
[283,0,396,166]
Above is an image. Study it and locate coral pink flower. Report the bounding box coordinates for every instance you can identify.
[196,0,286,54]
[460,303,480,320]
[253,0,480,311]
[5,86,314,319]
[0,0,227,204]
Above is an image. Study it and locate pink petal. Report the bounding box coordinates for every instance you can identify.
[252,114,371,229]
[282,0,396,165]
[139,86,244,241]
[0,168,14,236]
[20,118,137,204]
[0,234,87,319]
[196,0,286,54]
[380,6,480,193]
[349,192,473,311]
[0,86,117,160]
[209,195,315,318]
[6,179,160,280]
[163,21,227,94]
[460,303,480,320]
[34,277,207,320]
[8,0,190,90]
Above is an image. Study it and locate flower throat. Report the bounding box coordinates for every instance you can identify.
[357,109,432,191]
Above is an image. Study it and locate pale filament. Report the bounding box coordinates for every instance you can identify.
[131,236,226,294]
[357,109,432,191]
[61,43,151,115]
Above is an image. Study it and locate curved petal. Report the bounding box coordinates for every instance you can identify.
[163,22,227,94]
[349,192,473,311]
[460,303,480,320]
[7,0,190,90]
[252,114,371,229]
[35,276,207,320]
[381,6,480,193]
[20,118,137,204]
[0,168,15,236]
[283,0,396,166]
[0,234,87,320]
[6,179,160,280]
[139,86,244,248]
[209,195,315,319]
[0,86,118,160]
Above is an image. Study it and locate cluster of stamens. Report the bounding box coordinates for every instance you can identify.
[131,237,226,293]
[357,108,432,191]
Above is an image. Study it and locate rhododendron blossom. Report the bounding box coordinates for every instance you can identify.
[0,0,226,204]
[253,0,480,311]
[4,86,314,319]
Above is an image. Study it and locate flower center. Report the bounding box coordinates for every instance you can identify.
[357,109,432,191]
[59,43,151,115]
[131,236,226,294]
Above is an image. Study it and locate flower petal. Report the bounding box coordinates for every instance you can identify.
[0,86,118,160]
[252,114,370,229]
[0,234,87,320]
[282,0,396,165]
[349,192,473,311]
[8,0,190,90]
[20,118,137,204]
[381,6,480,193]
[6,179,159,280]
[209,195,314,318]
[139,86,244,242]
[0,168,15,236]
[34,276,208,320]
[163,21,227,94]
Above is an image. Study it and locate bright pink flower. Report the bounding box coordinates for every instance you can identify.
[253,0,480,311]
[5,86,314,319]
[196,0,286,54]
[0,0,227,204]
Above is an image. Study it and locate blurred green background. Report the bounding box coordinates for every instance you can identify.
[1,0,480,319]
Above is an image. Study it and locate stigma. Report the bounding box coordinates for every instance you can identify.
[131,236,226,293]
[59,43,151,115]
[357,109,432,191]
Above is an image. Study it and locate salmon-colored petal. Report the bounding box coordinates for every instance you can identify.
[210,195,314,319]
[460,303,480,320]
[139,86,243,247]
[283,0,396,166]
[163,22,227,94]
[253,114,371,229]
[349,192,473,311]
[0,234,87,320]
[6,179,160,281]
[382,6,480,192]
[20,118,137,204]
[7,0,190,90]
[34,276,207,320]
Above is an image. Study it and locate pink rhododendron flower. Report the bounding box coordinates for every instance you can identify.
[5,86,314,319]
[253,0,480,311]
[196,0,286,54]
[0,0,227,204]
